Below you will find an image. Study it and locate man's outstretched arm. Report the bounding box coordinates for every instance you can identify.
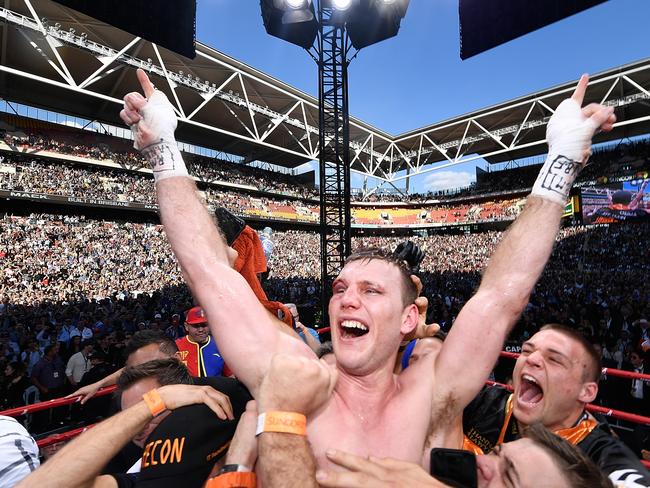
[66,368,123,404]
[121,70,313,396]
[427,74,616,412]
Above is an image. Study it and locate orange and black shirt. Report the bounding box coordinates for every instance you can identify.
[462,385,650,486]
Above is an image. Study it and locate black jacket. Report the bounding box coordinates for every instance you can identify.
[463,385,650,487]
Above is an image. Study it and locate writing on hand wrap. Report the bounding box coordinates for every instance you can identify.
[142,140,181,173]
[536,155,581,198]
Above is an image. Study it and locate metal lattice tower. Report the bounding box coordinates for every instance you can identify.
[317,4,352,318]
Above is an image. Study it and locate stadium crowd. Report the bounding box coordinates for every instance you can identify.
[3,123,649,205]
[1,214,648,418]
[1,127,319,198]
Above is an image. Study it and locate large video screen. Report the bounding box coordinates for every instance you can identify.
[581,178,650,224]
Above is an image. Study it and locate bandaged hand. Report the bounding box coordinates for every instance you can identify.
[120,69,188,182]
[531,74,615,205]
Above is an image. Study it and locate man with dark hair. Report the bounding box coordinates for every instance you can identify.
[124,330,179,364]
[462,324,650,486]
[31,343,67,429]
[122,70,615,470]
[66,340,94,387]
[69,330,179,404]
[116,358,192,392]
[31,343,65,399]
[18,358,249,488]
[626,348,649,415]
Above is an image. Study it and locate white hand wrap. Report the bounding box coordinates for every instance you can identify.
[531,98,599,205]
[133,91,188,182]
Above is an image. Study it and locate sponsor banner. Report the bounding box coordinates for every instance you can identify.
[0,189,159,211]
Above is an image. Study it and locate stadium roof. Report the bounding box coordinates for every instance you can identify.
[1,0,650,187]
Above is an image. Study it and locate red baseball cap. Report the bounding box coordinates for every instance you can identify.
[185,306,207,325]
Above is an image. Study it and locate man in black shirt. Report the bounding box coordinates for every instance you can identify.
[463,324,650,487]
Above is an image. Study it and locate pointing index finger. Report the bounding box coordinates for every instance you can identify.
[571,73,589,105]
[136,68,155,98]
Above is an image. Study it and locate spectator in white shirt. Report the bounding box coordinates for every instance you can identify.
[65,340,93,387]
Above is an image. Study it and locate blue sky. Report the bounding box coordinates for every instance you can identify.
[195,0,650,193]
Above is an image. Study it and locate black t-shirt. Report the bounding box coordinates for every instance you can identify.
[463,386,650,487]
[108,377,252,488]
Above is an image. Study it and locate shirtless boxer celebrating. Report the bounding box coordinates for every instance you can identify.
[119,70,613,469]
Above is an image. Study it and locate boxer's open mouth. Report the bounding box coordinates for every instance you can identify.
[340,320,369,339]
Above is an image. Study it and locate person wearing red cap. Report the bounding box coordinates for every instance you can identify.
[175,306,224,378]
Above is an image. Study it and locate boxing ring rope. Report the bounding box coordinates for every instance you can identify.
[1,346,647,468]
[0,385,116,418]
[37,424,97,448]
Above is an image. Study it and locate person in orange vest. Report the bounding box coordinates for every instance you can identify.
[175,307,224,377]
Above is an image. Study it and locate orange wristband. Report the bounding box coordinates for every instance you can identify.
[206,472,257,488]
[255,411,307,436]
[142,389,166,417]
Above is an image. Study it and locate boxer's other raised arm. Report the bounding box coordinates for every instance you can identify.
[121,69,313,397]
[428,75,616,415]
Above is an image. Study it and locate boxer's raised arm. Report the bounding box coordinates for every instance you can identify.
[121,69,313,397]
[429,75,616,414]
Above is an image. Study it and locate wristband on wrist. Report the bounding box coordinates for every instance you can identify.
[205,471,256,488]
[142,389,166,417]
[255,411,307,436]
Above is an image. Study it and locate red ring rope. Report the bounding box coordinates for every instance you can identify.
[3,350,648,469]
[0,386,116,418]
[37,424,97,448]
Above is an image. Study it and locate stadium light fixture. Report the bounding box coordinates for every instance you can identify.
[285,0,308,8]
[346,0,410,50]
[260,0,318,49]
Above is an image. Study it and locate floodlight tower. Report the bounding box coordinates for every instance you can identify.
[260,0,410,322]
